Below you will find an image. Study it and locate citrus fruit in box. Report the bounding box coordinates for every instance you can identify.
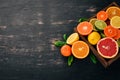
[88,32,101,45]
[104,25,117,38]
[106,6,120,19]
[110,16,120,28]
[66,33,79,45]
[77,21,93,35]
[95,20,107,30]
[97,11,108,21]
[60,45,72,57]
[114,29,120,40]
[97,37,119,59]
[72,41,89,59]
[89,18,98,31]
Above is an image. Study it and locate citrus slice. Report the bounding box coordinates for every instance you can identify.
[104,25,117,38]
[97,37,118,59]
[66,33,79,45]
[72,41,89,59]
[95,20,107,30]
[89,18,98,31]
[77,21,93,35]
[60,45,72,57]
[113,29,120,40]
[110,16,120,28]
[106,6,120,19]
[97,11,108,21]
[88,32,101,45]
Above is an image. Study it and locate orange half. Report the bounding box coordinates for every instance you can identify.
[106,6,120,19]
[72,41,89,59]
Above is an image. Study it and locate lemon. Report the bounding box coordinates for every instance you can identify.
[66,33,79,45]
[88,32,101,45]
[110,16,120,28]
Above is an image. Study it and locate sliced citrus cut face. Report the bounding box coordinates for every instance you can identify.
[88,32,101,45]
[95,20,107,30]
[77,21,93,35]
[72,41,89,59]
[114,29,120,40]
[97,37,118,59]
[104,25,117,38]
[97,11,108,21]
[110,16,120,28]
[106,6,120,19]
[66,33,79,45]
[89,18,98,31]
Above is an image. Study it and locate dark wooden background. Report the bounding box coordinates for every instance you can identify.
[0,0,120,80]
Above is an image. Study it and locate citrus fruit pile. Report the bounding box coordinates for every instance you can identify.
[54,32,90,66]
[77,6,120,59]
[54,5,120,66]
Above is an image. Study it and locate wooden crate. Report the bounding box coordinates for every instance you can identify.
[75,2,120,68]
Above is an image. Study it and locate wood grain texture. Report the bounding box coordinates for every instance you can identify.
[0,0,120,80]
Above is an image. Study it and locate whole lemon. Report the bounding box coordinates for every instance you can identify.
[88,32,101,45]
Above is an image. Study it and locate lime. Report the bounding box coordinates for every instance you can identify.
[95,20,107,30]
[66,33,79,45]
[88,32,101,45]
[110,16,120,28]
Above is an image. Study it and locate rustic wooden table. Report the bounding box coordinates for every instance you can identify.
[0,0,120,80]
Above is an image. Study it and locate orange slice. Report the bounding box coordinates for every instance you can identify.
[72,41,89,59]
[77,21,93,35]
[104,25,117,38]
[113,29,120,40]
[106,6,120,19]
[97,11,108,21]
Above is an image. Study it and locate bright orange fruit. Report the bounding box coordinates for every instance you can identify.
[97,11,108,21]
[72,41,89,59]
[106,6,120,19]
[77,21,93,36]
[60,45,72,57]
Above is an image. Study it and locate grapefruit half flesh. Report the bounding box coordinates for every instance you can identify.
[97,37,118,59]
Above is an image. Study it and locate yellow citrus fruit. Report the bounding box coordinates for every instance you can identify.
[66,33,79,45]
[89,18,98,31]
[106,6,120,19]
[110,16,120,28]
[72,41,89,59]
[88,32,101,45]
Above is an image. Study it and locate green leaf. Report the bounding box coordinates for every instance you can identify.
[54,41,66,47]
[90,54,97,64]
[68,56,73,66]
[78,18,87,22]
[117,39,120,47]
[100,32,106,38]
[63,34,67,41]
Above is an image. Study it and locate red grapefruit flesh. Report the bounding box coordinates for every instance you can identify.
[97,37,118,59]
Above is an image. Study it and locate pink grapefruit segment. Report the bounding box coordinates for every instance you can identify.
[97,37,118,59]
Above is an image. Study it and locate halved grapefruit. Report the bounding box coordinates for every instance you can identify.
[97,37,119,59]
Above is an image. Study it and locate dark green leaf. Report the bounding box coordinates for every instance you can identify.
[68,56,73,66]
[78,18,87,22]
[100,32,106,38]
[54,41,66,47]
[63,34,67,41]
[117,39,120,47]
[90,54,97,64]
